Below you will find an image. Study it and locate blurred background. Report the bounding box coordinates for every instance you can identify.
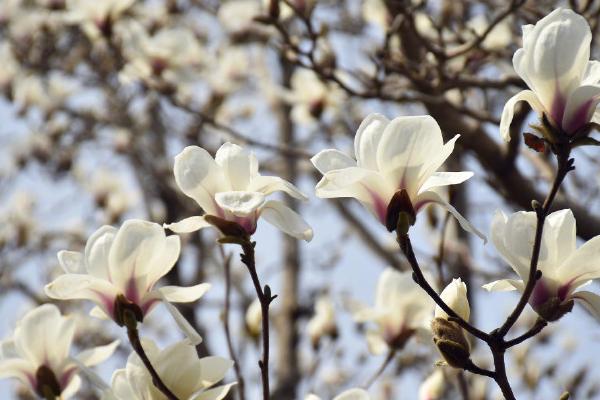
[1,0,600,398]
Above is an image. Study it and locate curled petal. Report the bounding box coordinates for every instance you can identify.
[260,200,313,241]
[482,279,524,292]
[76,340,120,367]
[84,225,117,281]
[155,283,211,303]
[215,191,265,216]
[415,190,486,242]
[164,216,212,233]
[500,90,544,141]
[0,359,35,387]
[44,274,118,317]
[418,171,474,195]
[572,291,600,320]
[248,175,308,200]
[311,149,356,174]
[354,113,389,170]
[57,251,84,273]
[163,301,203,346]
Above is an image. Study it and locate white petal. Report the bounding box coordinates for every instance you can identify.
[562,84,600,133]
[144,235,181,291]
[57,250,84,273]
[61,374,82,399]
[436,278,470,321]
[248,175,308,200]
[354,113,389,170]
[415,190,486,242]
[0,359,35,386]
[84,225,118,281]
[418,171,474,195]
[334,388,371,400]
[572,291,600,320]
[156,283,211,303]
[490,210,534,280]
[214,142,257,190]
[76,340,120,367]
[44,274,118,316]
[376,115,443,175]
[192,382,236,400]
[197,356,234,387]
[544,209,576,267]
[558,235,600,289]
[174,146,225,214]
[89,306,110,320]
[499,90,544,141]
[164,216,212,233]
[311,149,356,174]
[14,304,75,371]
[108,219,167,294]
[482,279,524,292]
[260,200,313,241]
[215,191,265,216]
[163,301,203,346]
[365,329,388,355]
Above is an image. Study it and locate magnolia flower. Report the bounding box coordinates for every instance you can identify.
[45,219,210,344]
[351,268,433,354]
[306,388,370,400]
[286,69,344,124]
[312,113,485,240]
[500,8,600,140]
[117,21,203,88]
[0,304,118,399]
[435,278,470,321]
[419,369,445,400]
[107,340,234,400]
[65,0,134,40]
[306,294,337,347]
[484,209,600,321]
[165,142,313,241]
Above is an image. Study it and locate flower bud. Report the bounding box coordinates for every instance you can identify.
[245,299,262,339]
[419,369,445,400]
[435,278,470,321]
[431,318,471,368]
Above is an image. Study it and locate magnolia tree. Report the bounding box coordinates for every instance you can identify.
[3,0,600,399]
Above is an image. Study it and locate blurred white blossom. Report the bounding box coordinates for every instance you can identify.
[0,304,118,399]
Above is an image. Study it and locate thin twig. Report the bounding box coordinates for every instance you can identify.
[125,318,179,400]
[221,250,247,400]
[364,349,396,389]
[505,318,548,348]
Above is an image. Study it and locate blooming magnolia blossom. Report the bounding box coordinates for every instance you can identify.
[0,304,118,399]
[305,388,370,400]
[44,219,210,344]
[117,21,204,88]
[351,268,434,355]
[285,69,344,124]
[312,113,485,240]
[435,278,470,321]
[165,142,313,241]
[306,294,337,347]
[65,0,135,40]
[105,340,234,400]
[484,209,600,321]
[500,8,600,140]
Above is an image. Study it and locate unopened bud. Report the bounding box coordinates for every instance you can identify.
[431,317,471,369]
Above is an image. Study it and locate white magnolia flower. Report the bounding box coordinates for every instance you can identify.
[435,278,470,321]
[312,113,485,240]
[418,369,445,400]
[484,209,600,321]
[286,69,344,124]
[107,340,234,400]
[351,268,434,354]
[306,388,370,400]
[500,8,600,140]
[165,142,313,241]
[45,219,209,344]
[0,42,18,89]
[0,304,118,399]
[306,294,337,347]
[65,0,134,40]
[118,21,203,88]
